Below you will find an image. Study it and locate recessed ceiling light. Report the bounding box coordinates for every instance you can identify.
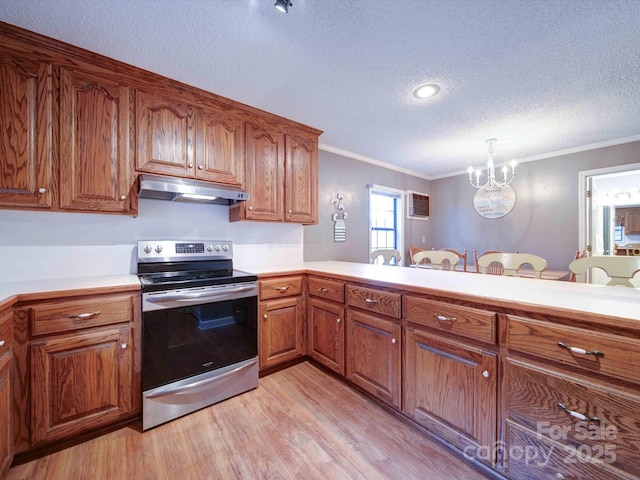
[413,84,440,99]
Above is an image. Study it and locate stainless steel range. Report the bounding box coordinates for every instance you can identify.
[137,240,258,430]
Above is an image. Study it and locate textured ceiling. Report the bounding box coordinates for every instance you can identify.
[2,0,640,179]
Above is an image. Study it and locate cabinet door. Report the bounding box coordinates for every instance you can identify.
[626,209,640,234]
[308,298,344,375]
[136,90,195,177]
[0,56,53,208]
[259,296,303,370]
[196,105,244,185]
[244,122,284,221]
[285,132,317,224]
[0,353,12,479]
[346,310,401,408]
[404,328,497,464]
[59,67,133,212]
[30,326,133,444]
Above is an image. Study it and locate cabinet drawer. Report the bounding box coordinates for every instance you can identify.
[506,359,640,478]
[0,309,12,358]
[308,277,344,303]
[347,285,401,319]
[404,296,496,344]
[507,315,640,385]
[259,276,303,300]
[506,420,626,480]
[27,294,135,336]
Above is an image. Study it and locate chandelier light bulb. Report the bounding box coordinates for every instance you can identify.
[468,139,517,190]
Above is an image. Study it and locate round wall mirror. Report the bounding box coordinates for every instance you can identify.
[473,185,516,219]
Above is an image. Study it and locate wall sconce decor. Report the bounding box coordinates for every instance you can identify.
[331,193,347,242]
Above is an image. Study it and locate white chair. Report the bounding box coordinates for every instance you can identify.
[477,253,548,279]
[412,250,460,271]
[371,249,401,266]
[569,256,640,287]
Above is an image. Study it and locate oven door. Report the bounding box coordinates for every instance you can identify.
[142,282,258,392]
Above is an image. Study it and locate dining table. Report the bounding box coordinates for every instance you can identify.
[411,263,570,280]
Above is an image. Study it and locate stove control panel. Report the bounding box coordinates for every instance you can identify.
[137,240,233,262]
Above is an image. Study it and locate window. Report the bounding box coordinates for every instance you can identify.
[369,184,404,264]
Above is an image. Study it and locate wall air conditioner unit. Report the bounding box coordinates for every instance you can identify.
[406,191,429,220]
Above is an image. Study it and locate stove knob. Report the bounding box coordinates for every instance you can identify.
[155,245,163,254]
[206,245,214,252]
[222,244,229,252]
[214,244,221,252]
[143,245,153,254]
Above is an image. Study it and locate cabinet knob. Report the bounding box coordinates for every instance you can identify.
[120,195,126,200]
[554,474,566,480]
[198,165,203,170]
[288,209,292,213]
[336,318,341,324]
[248,206,253,210]
[188,163,194,168]
[263,314,268,320]
[482,370,490,378]
[391,338,397,344]
[121,343,127,349]
[38,187,47,194]
[0,340,5,347]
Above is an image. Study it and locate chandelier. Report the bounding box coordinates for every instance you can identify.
[468,138,516,189]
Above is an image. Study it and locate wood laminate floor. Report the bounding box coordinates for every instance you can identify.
[8,362,490,480]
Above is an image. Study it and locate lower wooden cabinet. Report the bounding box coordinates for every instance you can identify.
[259,296,304,370]
[30,325,133,444]
[308,297,344,375]
[403,327,497,465]
[12,291,140,454]
[0,350,12,479]
[345,309,401,408]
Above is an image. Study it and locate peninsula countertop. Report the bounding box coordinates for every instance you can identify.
[250,261,640,323]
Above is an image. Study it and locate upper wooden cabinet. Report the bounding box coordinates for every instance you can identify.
[617,207,640,234]
[136,91,245,186]
[285,131,318,223]
[230,123,319,224]
[0,54,53,209]
[59,67,134,212]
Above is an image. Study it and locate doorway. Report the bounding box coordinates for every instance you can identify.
[578,163,640,285]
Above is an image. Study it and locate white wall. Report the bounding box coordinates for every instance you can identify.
[0,199,303,281]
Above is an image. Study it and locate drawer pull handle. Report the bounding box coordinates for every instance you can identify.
[557,342,604,357]
[317,287,329,293]
[557,403,601,423]
[434,314,457,322]
[0,340,4,347]
[364,298,379,304]
[276,286,290,292]
[69,311,101,319]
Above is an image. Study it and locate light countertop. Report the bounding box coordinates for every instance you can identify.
[251,261,640,322]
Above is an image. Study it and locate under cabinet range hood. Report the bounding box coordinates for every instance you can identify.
[138,174,249,205]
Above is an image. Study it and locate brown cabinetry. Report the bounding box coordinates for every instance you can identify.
[0,307,13,479]
[345,284,401,408]
[504,314,640,479]
[0,53,53,209]
[307,277,345,375]
[59,67,134,212]
[230,123,319,224]
[404,327,498,464]
[12,291,140,454]
[616,207,640,234]
[136,91,244,187]
[259,276,305,371]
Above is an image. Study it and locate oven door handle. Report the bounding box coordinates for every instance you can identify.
[146,285,257,304]
[145,361,255,399]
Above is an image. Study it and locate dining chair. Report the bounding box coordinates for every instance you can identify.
[412,250,460,271]
[409,246,425,265]
[439,248,468,272]
[626,243,640,256]
[569,256,640,287]
[473,250,506,274]
[371,249,402,266]
[477,252,548,278]
[569,249,589,282]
